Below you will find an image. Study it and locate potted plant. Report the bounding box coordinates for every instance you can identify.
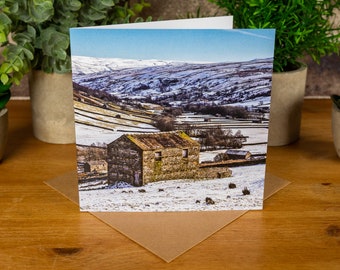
[0,81,10,161]
[0,0,150,144]
[209,0,340,145]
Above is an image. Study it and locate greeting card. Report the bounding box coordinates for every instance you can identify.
[70,17,275,212]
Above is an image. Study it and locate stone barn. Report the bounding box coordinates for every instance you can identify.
[226,150,252,160]
[84,160,108,174]
[107,131,200,186]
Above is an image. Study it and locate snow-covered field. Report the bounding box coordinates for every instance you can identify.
[75,111,269,147]
[79,164,266,212]
[76,112,268,212]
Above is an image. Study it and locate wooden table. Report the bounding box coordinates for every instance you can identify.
[1,99,340,269]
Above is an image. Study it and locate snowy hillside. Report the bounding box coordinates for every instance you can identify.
[72,56,174,75]
[72,56,273,107]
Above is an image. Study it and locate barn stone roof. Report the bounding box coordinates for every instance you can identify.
[122,131,200,151]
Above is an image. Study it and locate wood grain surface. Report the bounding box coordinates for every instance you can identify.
[1,99,340,269]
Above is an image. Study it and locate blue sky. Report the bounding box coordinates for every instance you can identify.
[70,28,275,63]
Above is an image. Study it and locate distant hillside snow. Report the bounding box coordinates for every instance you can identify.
[72,56,273,107]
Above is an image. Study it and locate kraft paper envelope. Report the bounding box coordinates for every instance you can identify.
[46,171,289,262]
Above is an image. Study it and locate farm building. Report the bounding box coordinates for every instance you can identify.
[107,131,232,186]
[84,160,108,174]
[226,150,252,160]
[107,131,201,186]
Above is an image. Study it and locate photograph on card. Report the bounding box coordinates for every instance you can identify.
[70,28,275,212]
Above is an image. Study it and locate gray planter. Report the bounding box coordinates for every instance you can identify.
[268,65,307,146]
[29,70,75,144]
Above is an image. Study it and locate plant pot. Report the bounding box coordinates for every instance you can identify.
[332,102,340,158]
[268,65,307,146]
[0,108,8,161]
[29,70,75,144]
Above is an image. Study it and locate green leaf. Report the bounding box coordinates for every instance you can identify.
[0,12,11,43]
[67,0,82,11]
[27,0,54,23]
[11,76,21,85]
[0,12,11,25]
[27,25,37,39]
[0,63,13,74]
[0,74,9,86]
[132,3,144,13]
[22,47,34,60]
[0,32,7,43]
[100,0,115,7]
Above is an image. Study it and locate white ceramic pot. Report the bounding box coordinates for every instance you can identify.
[29,70,75,144]
[268,65,307,146]
[0,108,8,161]
[332,103,340,158]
